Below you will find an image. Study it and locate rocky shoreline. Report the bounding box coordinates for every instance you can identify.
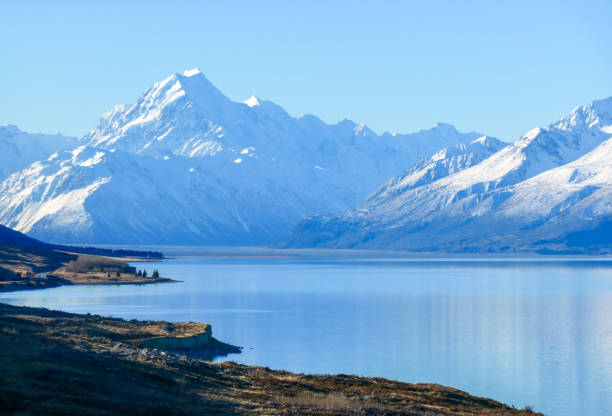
[0,302,542,415]
[0,240,543,415]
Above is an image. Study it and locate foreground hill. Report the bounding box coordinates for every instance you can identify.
[284,97,612,252]
[0,69,483,244]
[0,303,541,415]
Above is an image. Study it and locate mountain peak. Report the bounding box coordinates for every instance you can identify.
[433,122,457,130]
[138,69,229,112]
[181,68,203,77]
[243,95,261,107]
[555,96,612,131]
[0,124,23,139]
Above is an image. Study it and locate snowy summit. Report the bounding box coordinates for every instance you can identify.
[0,70,482,245]
[243,95,261,107]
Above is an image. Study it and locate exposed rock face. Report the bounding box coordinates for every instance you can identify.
[140,326,212,350]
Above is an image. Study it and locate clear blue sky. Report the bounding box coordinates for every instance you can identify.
[1,1,611,141]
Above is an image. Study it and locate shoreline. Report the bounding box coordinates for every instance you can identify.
[0,302,541,415]
[81,244,612,260]
[0,242,176,293]
[0,274,177,293]
[1,241,543,414]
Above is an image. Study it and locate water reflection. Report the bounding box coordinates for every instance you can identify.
[1,255,611,416]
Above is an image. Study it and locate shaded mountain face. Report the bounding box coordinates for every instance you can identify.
[283,98,612,252]
[0,69,482,244]
[0,223,42,247]
[0,125,76,181]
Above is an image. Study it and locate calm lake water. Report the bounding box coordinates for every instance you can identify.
[2,251,611,416]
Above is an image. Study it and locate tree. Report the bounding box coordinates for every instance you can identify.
[142,269,147,278]
[152,269,160,278]
[116,272,121,277]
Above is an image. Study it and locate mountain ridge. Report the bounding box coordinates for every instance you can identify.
[0,124,77,181]
[283,96,612,252]
[0,70,483,244]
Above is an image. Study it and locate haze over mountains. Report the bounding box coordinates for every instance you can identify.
[284,98,612,252]
[0,69,483,245]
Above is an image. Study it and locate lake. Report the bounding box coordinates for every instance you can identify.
[1,250,611,416]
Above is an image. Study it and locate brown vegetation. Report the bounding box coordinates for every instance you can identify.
[0,303,543,416]
[0,243,173,292]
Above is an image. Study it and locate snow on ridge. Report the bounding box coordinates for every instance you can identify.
[243,95,261,107]
[284,96,612,251]
[554,96,612,130]
[182,68,202,77]
[0,127,77,181]
[0,67,483,244]
[16,69,605,247]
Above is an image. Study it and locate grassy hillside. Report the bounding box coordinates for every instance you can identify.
[0,303,541,416]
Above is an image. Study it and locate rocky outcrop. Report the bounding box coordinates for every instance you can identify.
[134,322,240,358]
[139,327,212,350]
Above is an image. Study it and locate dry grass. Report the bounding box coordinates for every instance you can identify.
[0,243,173,292]
[0,302,544,416]
[62,254,134,272]
[278,391,366,411]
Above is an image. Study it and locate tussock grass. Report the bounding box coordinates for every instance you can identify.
[279,391,365,411]
[66,255,133,272]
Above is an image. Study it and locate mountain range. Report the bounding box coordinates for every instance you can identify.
[283,98,612,252]
[0,69,483,245]
[2,69,611,252]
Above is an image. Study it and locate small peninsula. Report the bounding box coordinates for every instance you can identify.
[0,241,173,293]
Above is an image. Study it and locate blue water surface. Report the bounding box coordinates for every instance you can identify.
[1,251,611,416]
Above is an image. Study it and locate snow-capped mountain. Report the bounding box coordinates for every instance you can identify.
[82,69,479,165]
[283,97,612,252]
[365,135,506,206]
[0,125,76,180]
[0,69,483,244]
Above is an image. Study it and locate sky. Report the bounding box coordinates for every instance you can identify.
[1,1,611,141]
